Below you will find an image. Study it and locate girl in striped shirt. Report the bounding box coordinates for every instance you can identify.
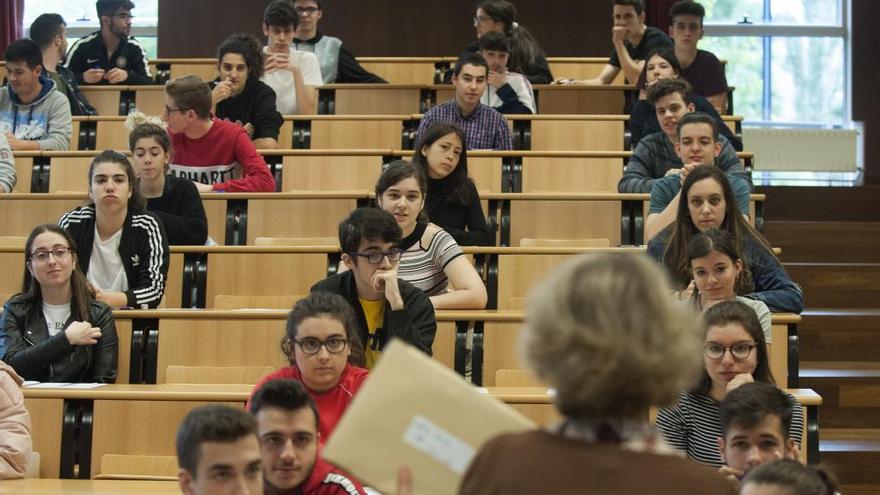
[655,301,804,467]
[374,160,487,310]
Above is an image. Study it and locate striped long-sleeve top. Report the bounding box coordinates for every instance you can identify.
[655,390,805,468]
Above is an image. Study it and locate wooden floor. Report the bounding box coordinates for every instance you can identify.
[764,188,880,491]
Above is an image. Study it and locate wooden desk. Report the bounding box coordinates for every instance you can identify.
[358,57,452,84]
[0,478,179,494]
[433,84,636,115]
[20,383,567,478]
[148,57,453,85]
[78,86,165,117]
[284,115,414,149]
[547,57,626,84]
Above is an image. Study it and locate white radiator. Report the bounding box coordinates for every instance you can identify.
[742,128,858,172]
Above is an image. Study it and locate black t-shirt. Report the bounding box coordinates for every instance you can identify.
[146,175,209,245]
[211,77,283,140]
[636,49,728,97]
[609,26,673,68]
[425,177,491,246]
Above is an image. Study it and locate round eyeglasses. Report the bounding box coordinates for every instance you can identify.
[294,337,349,355]
[349,249,403,265]
[704,341,757,361]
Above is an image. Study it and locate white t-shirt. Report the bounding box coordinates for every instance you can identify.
[87,227,129,293]
[261,46,323,115]
[42,302,71,337]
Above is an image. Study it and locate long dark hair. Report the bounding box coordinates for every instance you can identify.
[478,0,546,76]
[662,166,775,289]
[411,122,472,205]
[693,300,773,395]
[281,291,365,367]
[686,228,755,298]
[14,224,96,322]
[375,160,429,224]
[88,150,147,212]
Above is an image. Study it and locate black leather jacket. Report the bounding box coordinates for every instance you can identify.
[0,298,118,383]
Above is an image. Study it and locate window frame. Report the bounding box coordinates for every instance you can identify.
[703,0,851,126]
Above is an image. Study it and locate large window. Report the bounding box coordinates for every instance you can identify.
[23,0,159,58]
[700,0,849,126]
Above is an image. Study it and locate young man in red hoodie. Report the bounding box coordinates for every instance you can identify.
[164,75,276,193]
[250,379,366,495]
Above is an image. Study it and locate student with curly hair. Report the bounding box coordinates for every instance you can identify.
[211,32,283,149]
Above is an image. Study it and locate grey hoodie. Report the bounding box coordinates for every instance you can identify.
[0,134,15,192]
[0,73,71,151]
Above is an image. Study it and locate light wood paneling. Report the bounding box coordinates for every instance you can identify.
[534,86,628,115]
[13,155,33,193]
[90,399,243,474]
[0,197,84,237]
[115,320,133,384]
[528,119,625,151]
[48,156,92,193]
[548,59,625,84]
[162,253,185,309]
[332,87,423,115]
[81,88,122,116]
[133,88,167,116]
[359,60,439,85]
[165,366,275,385]
[96,454,178,480]
[204,252,327,307]
[483,321,527,386]
[309,120,404,149]
[281,155,383,191]
[245,198,359,242]
[95,120,131,150]
[22,397,64,479]
[155,319,288,383]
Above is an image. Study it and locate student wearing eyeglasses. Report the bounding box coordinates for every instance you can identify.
[655,301,803,468]
[0,224,118,383]
[373,161,487,310]
[310,208,437,369]
[290,0,386,84]
[247,292,369,440]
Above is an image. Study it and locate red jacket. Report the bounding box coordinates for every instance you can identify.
[249,364,369,440]
[299,455,366,495]
[168,118,276,192]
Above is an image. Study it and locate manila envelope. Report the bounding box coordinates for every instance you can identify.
[323,339,537,495]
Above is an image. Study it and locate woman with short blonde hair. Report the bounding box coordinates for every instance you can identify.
[460,254,734,494]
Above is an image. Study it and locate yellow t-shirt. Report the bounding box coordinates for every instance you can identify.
[359,297,386,368]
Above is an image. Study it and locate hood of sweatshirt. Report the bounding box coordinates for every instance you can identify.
[6,73,57,107]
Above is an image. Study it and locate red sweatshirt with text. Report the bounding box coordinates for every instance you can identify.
[168,118,276,192]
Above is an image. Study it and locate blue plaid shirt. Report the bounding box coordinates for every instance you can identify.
[417,100,513,150]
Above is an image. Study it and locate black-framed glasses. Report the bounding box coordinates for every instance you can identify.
[294,337,349,355]
[295,6,320,15]
[164,105,187,115]
[30,247,72,263]
[704,341,757,361]
[350,248,403,265]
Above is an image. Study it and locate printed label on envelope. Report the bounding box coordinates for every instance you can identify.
[402,414,475,474]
